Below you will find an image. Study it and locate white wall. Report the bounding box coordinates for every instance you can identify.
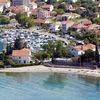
[0,6,3,13]
[49,5,54,11]
[70,48,84,56]
[28,3,37,9]
[69,0,78,3]
[49,24,60,31]
[0,2,11,13]
[12,56,31,63]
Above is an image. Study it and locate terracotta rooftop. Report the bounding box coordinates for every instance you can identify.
[12,49,31,57]
[33,19,49,24]
[73,44,96,51]
[96,30,100,35]
[61,20,75,25]
[8,6,17,11]
[87,24,100,30]
[0,0,9,2]
[71,23,87,29]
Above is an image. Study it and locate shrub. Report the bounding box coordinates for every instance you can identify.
[6,59,34,67]
[0,64,4,68]
[41,52,50,60]
[33,52,42,60]
[72,57,79,63]
[33,52,50,60]
[12,63,33,67]
[0,15,10,24]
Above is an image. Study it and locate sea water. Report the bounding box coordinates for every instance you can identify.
[0,72,100,100]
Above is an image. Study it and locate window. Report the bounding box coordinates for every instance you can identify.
[24,61,26,64]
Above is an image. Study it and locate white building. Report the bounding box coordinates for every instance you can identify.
[37,9,51,18]
[12,0,30,6]
[28,2,37,9]
[70,44,96,56]
[41,5,54,11]
[0,0,11,13]
[63,13,80,19]
[61,20,75,30]
[12,49,32,64]
[69,0,78,3]
[49,22,61,32]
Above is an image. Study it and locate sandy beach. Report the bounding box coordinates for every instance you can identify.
[0,65,100,77]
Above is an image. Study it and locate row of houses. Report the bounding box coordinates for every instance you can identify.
[10,43,99,63]
[0,0,80,13]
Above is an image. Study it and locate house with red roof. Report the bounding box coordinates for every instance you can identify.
[12,49,32,63]
[70,23,87,32]
[69,19,93,32]
[56,13,80,21]
[37,9,51,18]
[87,24,100,30]
[96,30,100,37]
[49,22,61,32]
[33,18,50,26]
[61,20,75,31]
[0,0,11,13]
[70,44,96,56]
[41,5,54,11]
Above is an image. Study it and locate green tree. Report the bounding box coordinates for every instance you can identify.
[47,0,56,4]
[14,36,27,50]
[82,30,98,44]
[92,17,100,23]
[15,12,33,28]
[58,4,67,12]
[33,52,50,60]
[55,9,65,15]
[70,30,98,44]
[80,49,95,62]
[42,40,68,58]
[0,16,10,24]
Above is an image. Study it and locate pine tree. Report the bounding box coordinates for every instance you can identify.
[14,36,27,50]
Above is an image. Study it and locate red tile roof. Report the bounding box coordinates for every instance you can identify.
[8,6,17,11]
[73,44,96,51]
[0,0,9,2]
[87,24,100,30]
[12,49,31,57]
[82,20,92,26]
[71,23,87,29]
[33,18,49,24]
[61,20,74,24]
[96,30,100,35]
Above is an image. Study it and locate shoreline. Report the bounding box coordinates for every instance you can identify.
[0,65,100,77]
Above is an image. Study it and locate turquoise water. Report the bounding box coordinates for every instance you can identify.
[0,72,100,100]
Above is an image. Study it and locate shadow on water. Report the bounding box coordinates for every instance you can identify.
[43,73,67,90]
[78,75,100,91]
[4,72,33,83]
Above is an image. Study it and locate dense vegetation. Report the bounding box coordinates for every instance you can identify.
[15,12,33,28]
[68,30,98,44]
[42,40,69,58]
[0,15,10,24]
